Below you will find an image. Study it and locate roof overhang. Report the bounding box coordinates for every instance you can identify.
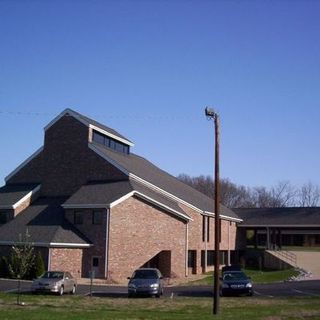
[63,190,192,222]
[0,241,92,248]
[238,224,320,228]
[203,211,243,223]
[0,184,41,209]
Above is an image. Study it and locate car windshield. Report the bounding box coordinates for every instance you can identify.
[223,272,247,281]
[132,270,158,279]
[41,272,64,279]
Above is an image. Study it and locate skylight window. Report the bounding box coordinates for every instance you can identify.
[93,130,130,154]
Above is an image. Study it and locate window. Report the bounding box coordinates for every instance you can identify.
[202,215,206,242]
[92,257,99,267]
[92,210,103,225]
[74,211,83,225]
[92,130,130,154]
[201,250,215,267]
[0,212,8,224]
[188,250,196,268]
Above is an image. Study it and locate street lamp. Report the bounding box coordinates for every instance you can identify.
[205,106,220,315]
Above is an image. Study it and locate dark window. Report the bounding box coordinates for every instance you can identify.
[92,130,130,154]
[92,210,103,225]
[74,211,83,225]
[92,257,99,267]
[0,212,7,224]
[315,235,320,245]
[92,131,105,144]
[188,250,196,268]
[201,250,215,267]
[202,216,206,242]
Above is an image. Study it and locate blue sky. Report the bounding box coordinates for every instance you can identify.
[0,0,319,188]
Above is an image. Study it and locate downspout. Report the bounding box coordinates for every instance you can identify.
[185,222,188,277]
[48,247,51,271]
[227,221,231,266]
[204,215,207,273]
[104,208,110,279]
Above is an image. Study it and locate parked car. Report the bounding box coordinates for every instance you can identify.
[31,271,76,295]
[127,268,164,298]
[220,270,253,297]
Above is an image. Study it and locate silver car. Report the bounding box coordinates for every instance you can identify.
[31,271,76,295]
[127,268,164,298]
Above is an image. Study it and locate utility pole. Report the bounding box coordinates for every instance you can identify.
[205,107,220,315]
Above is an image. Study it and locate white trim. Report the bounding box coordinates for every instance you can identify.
[239,224,320,228]
[88,143,129,176]
[5,147,44,182]
[89,124,134,147]
[44,108,133,146]
[130,174,203,213]
[11,185,41,209]
[0,241,92,248]
[63,204,108,209]
[89,143,239,222]
[203,210,242,223]
[133,191,192,221]
[109,191,135,208]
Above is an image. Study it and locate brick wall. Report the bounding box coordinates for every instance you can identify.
[65,208,107,278]
[49,248,83,278]
[7,115,127,196]
[108,196,187,283]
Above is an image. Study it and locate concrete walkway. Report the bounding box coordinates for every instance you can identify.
[293,251,320,280]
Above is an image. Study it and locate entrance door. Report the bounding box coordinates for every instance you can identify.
[91,256,100,278]
[188,250,197,274]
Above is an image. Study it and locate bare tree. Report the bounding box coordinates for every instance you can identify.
[298,182,320,207]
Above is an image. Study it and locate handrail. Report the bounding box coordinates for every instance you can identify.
[273,246,297,266]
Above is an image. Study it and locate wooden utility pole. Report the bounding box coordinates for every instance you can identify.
[205,107,220,315]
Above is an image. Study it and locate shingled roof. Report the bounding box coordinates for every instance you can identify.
[0,184,40,209]
[63,179,190,221]
[0,197,91,247]
[45,108,133,146]
[89,142,240,221]
[234,207,320,227]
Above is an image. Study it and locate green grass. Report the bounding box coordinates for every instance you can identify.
[0,293,320,319]
[187,268,300,286]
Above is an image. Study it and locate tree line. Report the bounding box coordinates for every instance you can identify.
[177,174,320,208]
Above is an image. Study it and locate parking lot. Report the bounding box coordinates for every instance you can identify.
[1,278,320,298]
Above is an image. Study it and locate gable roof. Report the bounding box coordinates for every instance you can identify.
[234,207,320,227]
[44,108,134,146]
[89,142,240,221]
[0,184,40,209]
[63,179,191,221]
[0,197,91,247]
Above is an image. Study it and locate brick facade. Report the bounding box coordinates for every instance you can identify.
[49,248,83,278]
[7,116,126,197]
[108,196,187,282]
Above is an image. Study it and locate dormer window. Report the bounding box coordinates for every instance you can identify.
[93,130,130,154]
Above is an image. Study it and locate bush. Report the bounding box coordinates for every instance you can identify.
[28,251,45,279]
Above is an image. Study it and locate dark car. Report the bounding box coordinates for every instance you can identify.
[127,268,164,298]
[31,271,77,295]
[220,270,253,297]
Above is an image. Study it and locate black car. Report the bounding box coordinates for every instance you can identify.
[220,270,253,297]
[127,268,164,298]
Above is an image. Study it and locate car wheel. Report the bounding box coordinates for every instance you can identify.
[128,293,134,298]
[58,285,64,296]
[219,290,223,297]
[71,285,76,295]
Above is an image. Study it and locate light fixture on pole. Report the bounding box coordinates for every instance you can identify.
[205,106,220,315]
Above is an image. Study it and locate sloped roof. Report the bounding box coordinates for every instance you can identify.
[0,184,40,209]
[0,197,91,246]
[234,207,320,227]
[45,108,133,145]
[90,142,240,221]
[63,180,190,221]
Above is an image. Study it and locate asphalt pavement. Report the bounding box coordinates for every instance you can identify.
[1,278,320,298]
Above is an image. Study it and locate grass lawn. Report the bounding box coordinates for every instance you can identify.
[0,293,320,320]
[187,268,300,286]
